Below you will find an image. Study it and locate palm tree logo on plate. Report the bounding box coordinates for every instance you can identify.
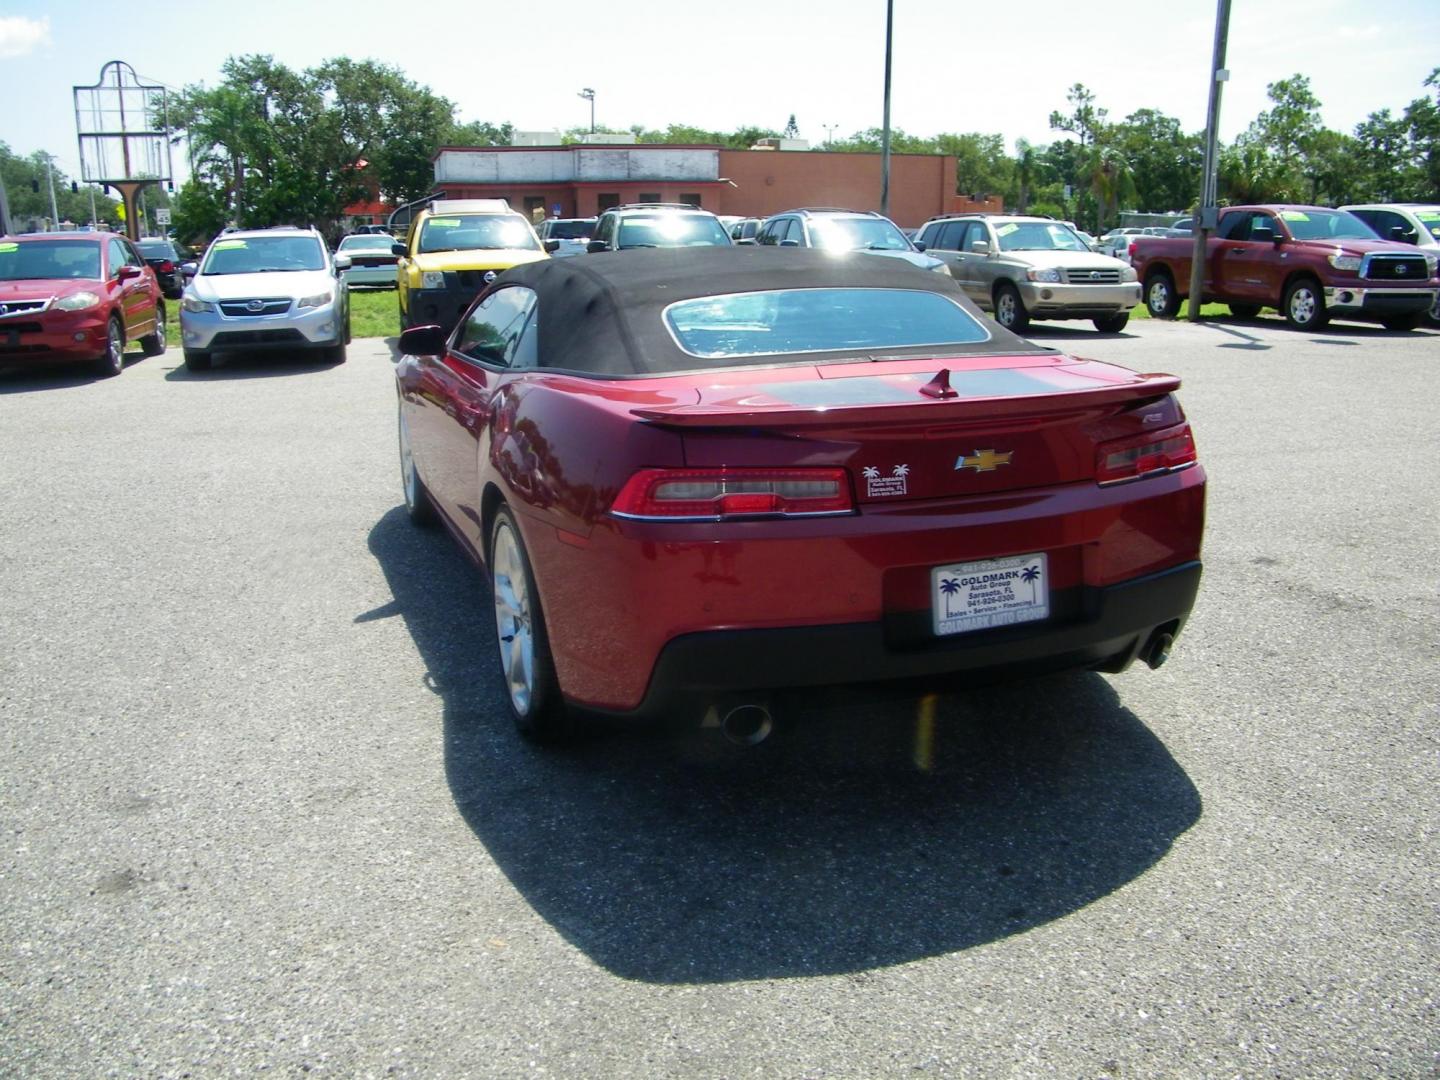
[939,576,961,617]
[862,466,880,480]
[892,464,909,479]
[1020,564,1041,602]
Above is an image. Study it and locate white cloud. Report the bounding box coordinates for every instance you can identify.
[0,15,51,59]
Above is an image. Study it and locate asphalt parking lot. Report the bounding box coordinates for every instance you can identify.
[1,314,1436,1077]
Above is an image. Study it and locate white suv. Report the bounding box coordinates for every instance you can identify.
[179,226,351,371]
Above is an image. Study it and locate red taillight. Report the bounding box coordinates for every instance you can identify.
[1127,242,1138,258]
[611,467,854,520]
[1096,423,1197,485]
[159,260,175,273]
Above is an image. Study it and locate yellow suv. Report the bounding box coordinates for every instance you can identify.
[395,199,548,333]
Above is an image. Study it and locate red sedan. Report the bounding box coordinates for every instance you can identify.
[0,232,166,376]
[394,249,1205,742]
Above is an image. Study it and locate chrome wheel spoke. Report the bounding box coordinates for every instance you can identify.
[491,522,536,715]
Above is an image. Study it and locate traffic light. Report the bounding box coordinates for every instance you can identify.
[71,182,79,194]
[31,179,39,193]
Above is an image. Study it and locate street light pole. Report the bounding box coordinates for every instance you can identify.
[578,88,596,135]
[822,123,839,149]
[1187,0,1232,321]
[44,155,60,229]
[879,0,893,215]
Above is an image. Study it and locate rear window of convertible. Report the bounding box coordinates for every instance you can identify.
[664,288,990,359]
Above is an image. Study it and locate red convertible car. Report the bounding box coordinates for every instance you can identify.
[395,249,1206,742]
[0,232,166,376]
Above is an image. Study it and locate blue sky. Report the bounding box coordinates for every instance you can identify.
[2,0,1437,182]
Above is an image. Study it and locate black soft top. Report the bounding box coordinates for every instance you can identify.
[491,247,1047,376]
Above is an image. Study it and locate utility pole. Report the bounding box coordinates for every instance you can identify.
[88,185,98,227]
[1187,0,1232,320]
[578,88,596,135]
[879,0,893,215]
[0,176,12,236]
[45,155,60,228]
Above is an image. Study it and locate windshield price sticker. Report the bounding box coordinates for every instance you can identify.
[995,223,1019,237]
[428,218,461,228]
[932,552,1048,636]
[1280,211,1311,222]
[213,239,247,250]
[0,243,17,253]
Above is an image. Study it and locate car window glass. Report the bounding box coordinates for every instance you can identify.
[918,223,941,248]
[107,239,129,275]
[936,222,964,251]
[0,240,102,281]
[666,287,991,359]
[122,240,144,268]
[1378,211,1417,244]
[454,287,537,366]
[1217,213,1249,240]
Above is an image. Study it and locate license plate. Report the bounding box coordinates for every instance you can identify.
[932,553,1049,636]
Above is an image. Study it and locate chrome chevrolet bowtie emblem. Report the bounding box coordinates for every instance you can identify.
[955,449,1014,472]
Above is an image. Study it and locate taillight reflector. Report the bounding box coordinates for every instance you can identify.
[159,260,176,273]
[1096,423,1197,485]
[611,467,854,520]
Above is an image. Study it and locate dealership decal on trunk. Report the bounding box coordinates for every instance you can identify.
[955,448,1014,472]
[863,464,909,497]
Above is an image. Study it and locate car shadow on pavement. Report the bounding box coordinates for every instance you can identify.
[366,506,1202,985]
[163,353,346,380]
[0,351,144,393]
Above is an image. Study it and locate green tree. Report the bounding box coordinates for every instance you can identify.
[0,142,120,227]
[783,114,799,138]
[935,132,1013,198]
[1110,108,1204,212]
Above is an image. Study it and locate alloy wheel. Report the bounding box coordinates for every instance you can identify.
[398,408,419,511]
[491,521,535,716]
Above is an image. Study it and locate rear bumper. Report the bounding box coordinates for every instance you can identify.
[617,560,1202,717]
[342,265,398,287]
[527,465,1207,714]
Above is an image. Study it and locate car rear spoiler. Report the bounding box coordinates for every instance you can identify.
[630,373,1182,429]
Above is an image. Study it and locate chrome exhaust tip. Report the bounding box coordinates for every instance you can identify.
[720,703,774,747]
[1146,632,1175,670]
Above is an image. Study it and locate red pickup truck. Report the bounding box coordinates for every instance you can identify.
[1130,205,1439,331]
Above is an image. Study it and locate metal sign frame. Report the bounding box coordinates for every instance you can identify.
[73,61,174,240]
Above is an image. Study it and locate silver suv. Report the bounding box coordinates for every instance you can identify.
[916,214,1140,333]
[585,204,731,251]
[755,208,950,273]
[179,226,351,370]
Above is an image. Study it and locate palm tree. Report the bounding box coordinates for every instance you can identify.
[862,466,880,481]
[1020,565,1041,603]
[938,577,961,617]
[892,464,910,479]
[1087,143,1135,234]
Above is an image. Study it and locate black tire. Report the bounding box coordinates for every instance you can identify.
[1381,312,1424,332]
[1228,302,1262,319]
[398,296,411,333]
[183,348,212,371]
[1282,277,1328,331]
[993,282,1029,332]
[489,505,570,742]
[397,403,438,528]
[1144,271,1181,318]
[344,304,352,345]
[324,339,347,364]
[1093,312,1130,333]
[94,317,125,377]
[1428,293,1440,328]
[140,305,167,356]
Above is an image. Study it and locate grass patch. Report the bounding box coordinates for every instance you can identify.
[1130,300,1232,320]
[350,288,400,339]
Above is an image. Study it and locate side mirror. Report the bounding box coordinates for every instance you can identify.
[586,239,609,253]
[734,238,757,246]
[778,238,799,247]
[1389,225,1414,244]
[399,324,448,357]
[333,254,352,271]
[912,240,927,252]
[391,242,407,257]
[117,265,142,281]
[179,262,197,276]
[971,240,991,255]
[543,239,560,253]
[1250,225,1275,244]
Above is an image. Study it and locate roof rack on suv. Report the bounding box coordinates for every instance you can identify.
[782,207,881,216]
[610,203,706,212]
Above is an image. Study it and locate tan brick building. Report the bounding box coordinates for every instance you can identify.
[431,144,963,229]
